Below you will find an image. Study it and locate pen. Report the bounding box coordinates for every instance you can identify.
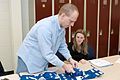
[90,64,96,68]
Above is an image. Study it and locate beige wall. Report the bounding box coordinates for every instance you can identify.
[10,0,22,72]
[0,0,13,71]
[0,0,22,71]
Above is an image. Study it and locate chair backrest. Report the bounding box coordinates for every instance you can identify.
[0,61,5,76]
[88,45,95,60]
[56,51,66,61]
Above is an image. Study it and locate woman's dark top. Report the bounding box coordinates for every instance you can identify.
[56,42,95,61]
[68,42,88,62]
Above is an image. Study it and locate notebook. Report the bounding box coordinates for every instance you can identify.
[89,59,113,67]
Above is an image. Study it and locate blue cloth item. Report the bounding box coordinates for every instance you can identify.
[83,68,104,79]
[41,72,59,80]
[19,68,103,80]
[19,74,41,80]
[20,72,59,80]
[65,68,84,77]
[59,68,83,80]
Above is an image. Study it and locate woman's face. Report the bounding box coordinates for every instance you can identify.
[75,33,85,46]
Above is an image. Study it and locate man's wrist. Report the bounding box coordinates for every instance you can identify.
[68,57,72,62]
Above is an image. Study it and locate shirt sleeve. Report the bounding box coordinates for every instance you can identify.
[58,31,72,60]
[37,24,64,67]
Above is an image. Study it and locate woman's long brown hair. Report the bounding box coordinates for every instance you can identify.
[73,29,88,55]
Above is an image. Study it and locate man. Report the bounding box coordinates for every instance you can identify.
[17,3,79,74]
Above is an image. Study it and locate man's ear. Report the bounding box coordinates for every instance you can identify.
[61,13,66,18]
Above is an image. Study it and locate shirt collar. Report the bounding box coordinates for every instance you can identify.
[55,15,63,31]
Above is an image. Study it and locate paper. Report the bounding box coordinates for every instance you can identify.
[115,58,120,64]
[89,59,113,67]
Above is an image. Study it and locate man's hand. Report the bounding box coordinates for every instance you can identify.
[62,63,75,73]
[68,58,79,68]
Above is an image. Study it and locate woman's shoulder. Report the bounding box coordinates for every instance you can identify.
[67,42,73,46]
[67,42,74,51]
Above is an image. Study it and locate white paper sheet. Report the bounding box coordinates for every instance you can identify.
[89,59,113,67]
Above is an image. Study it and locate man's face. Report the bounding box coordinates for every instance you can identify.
[61,11,79,28]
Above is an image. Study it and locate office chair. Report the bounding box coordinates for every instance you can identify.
[0,61,14,76]
[56,51,66,61]
[87,45,95,60]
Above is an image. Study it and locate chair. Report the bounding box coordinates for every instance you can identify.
[0,61,4,76]
[56,51,66,61]
[48,51,66,67]
[0,61,14,76]
[87,45,95,60]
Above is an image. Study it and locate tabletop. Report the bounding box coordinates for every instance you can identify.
[0,55,120,80]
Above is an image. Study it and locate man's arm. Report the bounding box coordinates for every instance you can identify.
[37,24,64,67]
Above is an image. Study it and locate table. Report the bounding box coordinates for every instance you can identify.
[0,55,120,80]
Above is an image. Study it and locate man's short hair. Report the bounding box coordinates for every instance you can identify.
[58,3,79,17]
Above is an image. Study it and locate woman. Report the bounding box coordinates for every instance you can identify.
[68,29,89,64]
[56,29,94,63]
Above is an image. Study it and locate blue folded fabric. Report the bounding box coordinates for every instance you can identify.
[40,71,59,80]
[20,72,59,80]
[59,68,83,80]
[19,68,103,80]
[83,68,104,79]
[65,68,84,77]
[20,74,41,80]
[59,73,79,80]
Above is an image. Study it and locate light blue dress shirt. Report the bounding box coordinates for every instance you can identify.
[18,15,72,73]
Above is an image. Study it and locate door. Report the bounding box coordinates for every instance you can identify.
[35,0,52,22]
[109,0,120,56]
[71,0,84,31]
[54,0,69,43]
[98,0,110,57]
[69,0,84,42]
[86,0,98,57]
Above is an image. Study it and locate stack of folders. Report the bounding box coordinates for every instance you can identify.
[89,59,113,67]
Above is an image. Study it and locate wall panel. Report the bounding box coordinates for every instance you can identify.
[109,0,120,55]
[71,0,84,31]
[35,0,120,58]
[86,0,98,57]
[98,0,110,57]
[35,0,52,22]
[54,0,69,43]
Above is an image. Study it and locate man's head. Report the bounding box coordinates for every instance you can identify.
[58,3,79,28]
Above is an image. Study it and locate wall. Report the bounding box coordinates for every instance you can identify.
[11,0,35,72]
[21,0,35,39]
[28,0,35,29]
[0,0,22,71]
[0,0,13,71]
[10,0,22,72]
[21,0,29,39]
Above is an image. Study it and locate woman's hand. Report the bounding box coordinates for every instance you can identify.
[79,59,88,64]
